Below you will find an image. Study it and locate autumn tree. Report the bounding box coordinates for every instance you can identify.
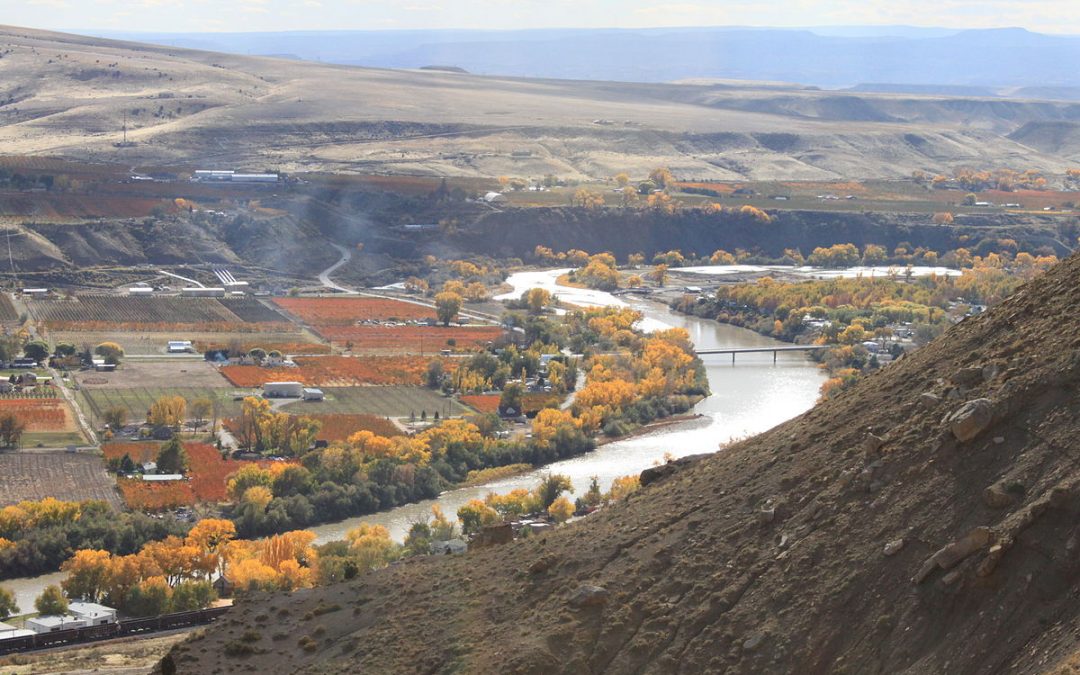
[651,263,669,287]
[35,584,68,615]
[94,342,124,364]
[535,473,573,510]
[0,586,18,619]
[524,287,552,314]
[190,398,212,429]
[547,496,575,523]
[435,291,463,327]
[148,395,186,430]
[932,212,954,225]
[613,172,630,187]
[61,549,112,602]
[346,523,400,573]
[649,166,674,189]
[457,499,500,535]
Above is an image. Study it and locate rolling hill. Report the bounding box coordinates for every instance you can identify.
[160,246,1080,673]
[2,25,1080,180]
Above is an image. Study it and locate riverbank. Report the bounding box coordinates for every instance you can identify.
[595,413,704,447]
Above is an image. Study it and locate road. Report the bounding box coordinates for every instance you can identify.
[48,366,97,446]
[315,242,503,325]
[318,243,359,294]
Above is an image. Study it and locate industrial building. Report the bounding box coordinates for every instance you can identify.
[263,381,304,398]
[180,287,226,298]
[193,170,279,183]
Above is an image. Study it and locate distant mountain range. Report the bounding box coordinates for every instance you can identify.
[82,26,1080,93]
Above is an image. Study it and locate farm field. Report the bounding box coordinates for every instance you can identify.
[316,325,504,353]
[108,441,284,510]
[0,395,85,446]
[78,387,248,424]
[0,452,121,508]
[228,412,403,442]
[0,293,19,321]
[282,386,467,418]
[273,297,436,325]
[75,359,231,389]
[50,330,325,356]
[460,392,564,415]
[220,355,456,387]
[27,295,294,330]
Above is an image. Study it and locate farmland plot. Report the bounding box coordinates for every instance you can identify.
[29,296,295,331]
[75,360,232,389]
[79,387,247,423]
[282,386,467,418]
[0,452,121,508]
[220,355,455,387]
[273,297,436,325]
[52,330,324,356]
[315,325,505,353]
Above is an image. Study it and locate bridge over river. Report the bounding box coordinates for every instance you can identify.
[696,344,829,363]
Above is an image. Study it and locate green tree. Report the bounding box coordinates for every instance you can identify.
[0,414,25,448]
[434,292,463,327]
[35,584,68,615]
[156,437,189,474]
[426,359,444,389]
[23,341,49,362]
[500,381,525,414]
[0,586,18,619]
[53,343,77,358]
[535,473,574,511]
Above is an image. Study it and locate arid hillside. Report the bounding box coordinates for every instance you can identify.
[163,251,1080,673]
[2,25,1080,180]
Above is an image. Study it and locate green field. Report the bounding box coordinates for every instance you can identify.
[281,386,468,418]
[22,430,87,448]
[77,386,249,424]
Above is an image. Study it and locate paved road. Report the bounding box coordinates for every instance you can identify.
[318,243,359,294]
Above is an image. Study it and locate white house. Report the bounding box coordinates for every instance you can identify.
[0,621,35,639]
[263,381,304,398]
[167,340,194,353]
[68,601,118,626]
[25,615,86,634]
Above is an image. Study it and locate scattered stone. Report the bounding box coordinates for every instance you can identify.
[918,393,941,410]
[976,543,1007,577]
[982,364,1000,382]
[528,554,559,575]
[863,434,885,461]
[947,399,994,442]
[914,527,995,583]
[568,585,609,608]
[983,484,1016,509]
[758,507,776,525]
[883,539,905,556]
[993,436,1005,445]
[742,632,766,651]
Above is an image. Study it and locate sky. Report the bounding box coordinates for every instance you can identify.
[3,0,1079,35]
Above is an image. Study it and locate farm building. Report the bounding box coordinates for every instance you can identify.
[142,474,184,482]
[91,359,116,372]
[68,602,117,626]
[20,288,48,296]
[168,340,194,353]
[263,381,304,398]
[11,357,37,368]
[127,286,154,296]
[193,170,278,183]
[26,615,86,634]
[302,387,325,401]
[181,287,226,298]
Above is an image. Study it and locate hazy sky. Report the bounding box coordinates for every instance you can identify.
[6,0,1079,34]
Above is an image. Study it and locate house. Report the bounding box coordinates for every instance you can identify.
[302,388,325,401]
[25,615,86,634]
[0,621,35,639]
[68,601,117,626]
[263,381,304,398]
[683,286,703,294]
[167,340,194,353]
[91,359,116,372]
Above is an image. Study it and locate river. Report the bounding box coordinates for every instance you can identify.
[2,270,826,608]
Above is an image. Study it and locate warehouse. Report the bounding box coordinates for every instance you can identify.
[263,381,304,398]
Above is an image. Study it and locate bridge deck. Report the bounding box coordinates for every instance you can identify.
[695,345,827,355]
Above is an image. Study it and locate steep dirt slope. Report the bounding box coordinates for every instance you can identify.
[164,254,1080,673]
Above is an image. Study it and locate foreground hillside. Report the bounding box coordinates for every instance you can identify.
[1,25,1079,179]
[163,254,1080,673]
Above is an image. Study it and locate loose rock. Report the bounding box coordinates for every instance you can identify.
[918,393,941,410]
[883,539,905,556]
[568,585,609,608]
[947,399,994,442]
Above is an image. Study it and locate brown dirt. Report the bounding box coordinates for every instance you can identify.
[0,452,121,508]
[162,258,1080,671]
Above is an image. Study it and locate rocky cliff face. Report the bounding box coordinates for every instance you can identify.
[162,256,1080,673]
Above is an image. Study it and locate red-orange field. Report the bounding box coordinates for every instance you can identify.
[220,356,456,387]
[460,395,500,414]
[109,441,285,510]
[0,398,71,431]
[315,325,504,352]
[273,297,436,325]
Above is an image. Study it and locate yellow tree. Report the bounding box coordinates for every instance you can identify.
[346,523,400,572]
[547,496,575,523]
[457,499,500,535]
[148,395,186,430]
[61,549,112,602]
[651,263,668,287]
[434,291,463,326]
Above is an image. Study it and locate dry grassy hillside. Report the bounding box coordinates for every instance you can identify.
[0,25,1078,180]
[163,252,1080,674]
